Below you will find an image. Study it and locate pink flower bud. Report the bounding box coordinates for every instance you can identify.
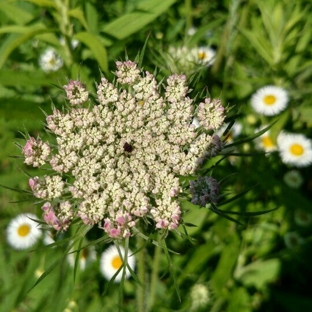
[29,176,39,190]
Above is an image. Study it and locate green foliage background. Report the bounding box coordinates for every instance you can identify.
[1,0,312,311]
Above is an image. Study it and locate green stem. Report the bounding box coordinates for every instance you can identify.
[55,0,73,68]
[148,233,162,310]
[185,0,193,34]
[136,231,146,312]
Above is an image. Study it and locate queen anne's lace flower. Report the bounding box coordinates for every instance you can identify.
[63,80,89,105]
[22,61,226,238]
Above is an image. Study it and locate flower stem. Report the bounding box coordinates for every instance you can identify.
[185,0,193,33]
[148,232,162,310]
[136,231,146,312]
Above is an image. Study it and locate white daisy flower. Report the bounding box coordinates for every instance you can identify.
[100,245,135,282]
[6,213,42,250]
[255,126,277,152]
[277,131,312,167]
[195,46,216,66]
[283,170,303,188]
[251,85,288,116]
[67,244,96,271]
[39,48,63,72]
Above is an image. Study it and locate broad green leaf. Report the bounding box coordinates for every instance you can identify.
[187,19,226,46]
[0,24,51,69]
[180,201,209,235]
[235,258,280,290]
[0,70,52,87]
[35,32,61,46]
[231,62,254,99]
[74,32,108,73]
[298,106,312,127]
[178,241,217,284]
[210,238,240,296]
[239,28,273,66]
[68,7,89,31]
[0,2,33,25]
[0,24,46,35]
[85,2,99,34]
[25,0,57,8]
[102,0,177,40]
[295,23,312,53]
[258,2,284,45]
[227,287,251,312]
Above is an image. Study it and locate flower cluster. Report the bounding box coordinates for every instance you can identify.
[22,60,225,239]
[189,176,220,207]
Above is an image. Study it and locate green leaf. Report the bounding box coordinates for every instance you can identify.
[178,242,217,284]
[187,19,226,46]
[68,7,89,31]
[298,106,312,127]
[0,2,33,25]
[85,2,99,34]
[235,258,281,290]
[74,32,108,73]
[102,0,177,40]
[210,238,240,296]
[227,287,252,312]
[239,27,273,66]
[0,70,52,87]
[0,24,51,69]
[25,0,57,8]
[225,121,278,149]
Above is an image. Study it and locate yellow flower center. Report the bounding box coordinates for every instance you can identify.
[261,136,274,147]
[112,255,123,269]
[18,224,31,237]
[290,143,304,156]
[263,95,276,105]
[198,52,206,60]
[139,101,144,106]
[81,248,88,260]
[49,58,56,65]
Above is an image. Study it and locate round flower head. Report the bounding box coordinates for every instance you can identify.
[277,131,312,167]
[283,170,303,188]
[6,213,42,250]
[100,245,135,282]
[251,85,288,116]
[23,60,226,238]
[39,48,63,72]
[195,46,216,66]
[190,176,220,206]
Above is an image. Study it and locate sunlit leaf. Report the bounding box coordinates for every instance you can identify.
[74,32,108,73]
[0,2,33,25]
[102,0,177,40]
